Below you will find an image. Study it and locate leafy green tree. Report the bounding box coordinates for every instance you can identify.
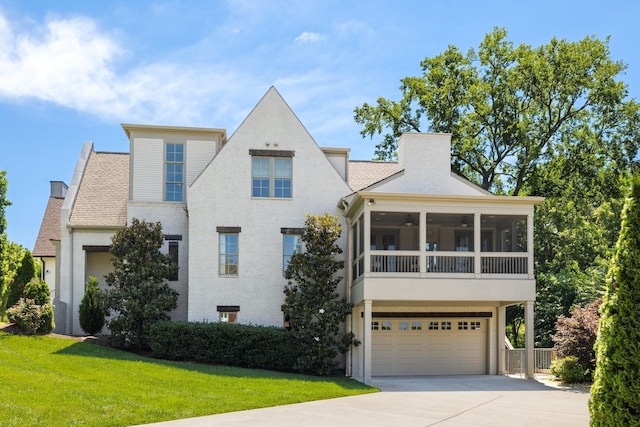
[5,249,36,309]
[354,27,640,195]
[0,170,13,317]
[354,28,640,345]
[0,171,10,235]
[22,278,54,334]
[590,177,640,425]
[282,214,358,375]
[103,218,178,350]
[79,276,105,335]
[0,241,25,317]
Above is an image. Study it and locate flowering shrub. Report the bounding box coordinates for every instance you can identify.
[6,298,52,335]
[22,278,55,333]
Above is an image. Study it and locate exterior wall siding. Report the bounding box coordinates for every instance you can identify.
[131,138,163,202]
[68,229,119,335]
[186,140,217,186]
[40,256,57,299]
[325,152,348,181]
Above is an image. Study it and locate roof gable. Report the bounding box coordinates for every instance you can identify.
[190,86,352,195]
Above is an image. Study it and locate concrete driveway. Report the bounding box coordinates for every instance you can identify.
[139,375,590,427]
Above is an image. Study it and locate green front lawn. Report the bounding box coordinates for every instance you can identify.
[0,330,375,426]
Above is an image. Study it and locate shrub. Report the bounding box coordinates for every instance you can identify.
[148,321,303,372]
[22,278,54,334]
[551,298,600,379]
[551,356,587,384]
[79,277,105,335]
[6,298,53,335]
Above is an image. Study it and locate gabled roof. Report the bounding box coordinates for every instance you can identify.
[69,151,129,227]
[33,196,64,257]
[348,160,400,191]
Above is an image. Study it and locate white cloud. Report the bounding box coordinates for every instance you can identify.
[294,31,327,44]
[0,9,366,149]
[0,11,255,125]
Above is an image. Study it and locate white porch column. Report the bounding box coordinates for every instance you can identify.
[364,210,372,273]
[498,305,506,374]
[525,300,535,378]
[474,213,481,277]
[363,299,373,384]
[527,213,534,279]
[419,212,426,273]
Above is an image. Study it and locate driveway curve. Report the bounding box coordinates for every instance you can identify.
[139,375,590,427]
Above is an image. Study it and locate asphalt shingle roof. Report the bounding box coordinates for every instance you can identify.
[33,196,64,257]
[348,160,400,191]
[69,151,129,227]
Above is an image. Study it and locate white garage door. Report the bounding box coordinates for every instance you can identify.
[372,318,487,376]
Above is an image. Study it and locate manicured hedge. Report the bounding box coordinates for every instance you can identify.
[148,321,302,372]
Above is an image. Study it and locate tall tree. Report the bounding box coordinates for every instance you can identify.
[0,171,12,316]
[103,218,178,350]
[590,177,640,425]
[282,214,357,376]
[354,27,640,195]
[0,171,10,235]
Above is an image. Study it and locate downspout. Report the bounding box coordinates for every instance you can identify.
[345,215,353,377]
[66,228,74,335]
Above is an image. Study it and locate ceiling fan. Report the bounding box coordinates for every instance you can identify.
[399,214,417,227]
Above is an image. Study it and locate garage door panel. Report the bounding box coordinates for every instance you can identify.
[397,335,423,345]
[372,318,487,376]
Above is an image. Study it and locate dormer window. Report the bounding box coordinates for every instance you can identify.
[249,149,294,198]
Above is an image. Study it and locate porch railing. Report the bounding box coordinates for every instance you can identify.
[371,253,419,273]
[482,253,528,274]
[505,348,556,375]
[427,253,474,273]
[367,251,529,275]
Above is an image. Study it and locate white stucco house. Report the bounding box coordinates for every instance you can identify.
[51,86,543,384]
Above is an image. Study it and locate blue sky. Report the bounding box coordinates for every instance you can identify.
[1,0,639,250]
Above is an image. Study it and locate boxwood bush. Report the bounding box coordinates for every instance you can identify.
[148,321,303,373]
[550,356,587,384]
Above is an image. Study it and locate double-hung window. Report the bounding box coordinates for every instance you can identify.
[165,143,184,201]
[250,150,294,198]
[218,227,240,276]
[282,228,303,274]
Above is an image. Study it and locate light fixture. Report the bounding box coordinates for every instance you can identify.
[461,216,469,228]
[368,199,375,206]
[401,214,417,227]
